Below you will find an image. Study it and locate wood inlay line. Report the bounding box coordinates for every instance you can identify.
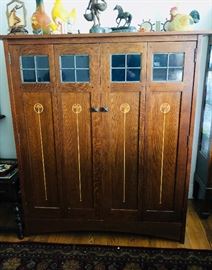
[123,112,126,203]
[120,103,131,203]
[72,104,82,202]
[159,103,171,205]
[34,103,48,201]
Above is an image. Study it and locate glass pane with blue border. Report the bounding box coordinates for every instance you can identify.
[112,69,125,81]
[37,70,50,82]
[127,54,141,67]
[61,69,75,82]
[22,70,36,82]
[36,56,49,69]
[61,56,75,68]
[76,69,89,82]
[127,69,140,81]
[112,55,125,67]
[169,53,184,67]
[76,56,89,68]
[21,56,35,69]
[153,54,168,67]
[153,68,167,81]
[168,68,183,81]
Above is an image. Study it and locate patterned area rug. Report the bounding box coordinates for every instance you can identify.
[0,242,211,270]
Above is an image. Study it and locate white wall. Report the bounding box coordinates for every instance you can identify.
[0,0,212,196]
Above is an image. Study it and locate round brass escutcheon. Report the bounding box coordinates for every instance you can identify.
[34,103,44,114]
[120,103,131,114]
[72,104,82,114]
[160,103,171,114]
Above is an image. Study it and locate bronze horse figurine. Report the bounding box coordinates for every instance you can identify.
[114,5,132,27]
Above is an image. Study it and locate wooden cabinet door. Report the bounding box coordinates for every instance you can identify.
[9,45,61,217]
[143,42,196,221]
[54,45,100,219]
[100,43,147,221]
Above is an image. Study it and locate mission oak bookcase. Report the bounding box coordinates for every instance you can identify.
[0,32,209,242]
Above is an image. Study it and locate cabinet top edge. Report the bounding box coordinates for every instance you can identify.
[0,31,211,41]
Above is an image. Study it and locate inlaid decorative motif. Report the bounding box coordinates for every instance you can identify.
[160,103,171,114]
[34,103,44,114]
[72,104,82,114]
[33,103,47,201]
[72,104,83,202]
[159,102,171,205]
[120,103,131,114]
[120,103,131,203]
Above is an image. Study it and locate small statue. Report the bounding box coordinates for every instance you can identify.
[112,5,136,32]
[6,0,28,34]
[114,5,132,27]
[84,0,107,33]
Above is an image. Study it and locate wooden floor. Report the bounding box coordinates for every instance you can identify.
[0,201,211,250]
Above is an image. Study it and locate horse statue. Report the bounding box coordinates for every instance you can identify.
[84,0,107,26]
[114,5,132,27]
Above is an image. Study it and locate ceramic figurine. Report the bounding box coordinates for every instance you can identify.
[84,0,107,33]
[6,0,28,34]
[31,0,57,34]
[51,0,77,34]
[112,5,136,32]
[167,7,200,31]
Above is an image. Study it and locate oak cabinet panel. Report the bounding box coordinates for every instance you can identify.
[8,45,61,217]
[100,43,146,221]
[60,93,95,216]
[144,91,181,218]
[22,93,60,208]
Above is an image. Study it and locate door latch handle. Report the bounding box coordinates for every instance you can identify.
[91,107,100,112]
[100,107,109,112]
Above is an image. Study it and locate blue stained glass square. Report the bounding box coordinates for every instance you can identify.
[37,70,50,82]
[61,55,75,68]
[61,69,75,82]
[76,69,89,82]
[21,56,35,69]
[76,56,89,68]
[168,68,183,81]
[22,70,36,82]
[127,54,141,67]
[153,68,167,81]
[153,54,168,67]
[169,53,184,67]
[112,69,125,81]
[112,55,125,67]
[36,56,49,69]
[127,69,140,81]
